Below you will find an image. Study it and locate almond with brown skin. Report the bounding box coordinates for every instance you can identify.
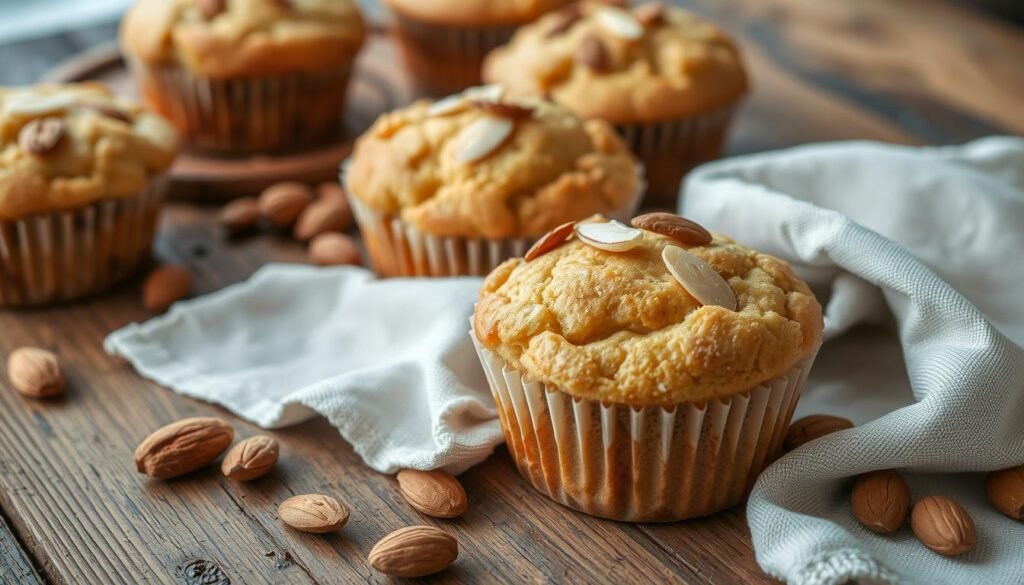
[369,526,458,577]
[278,494,350,533]
[6,347,64,398]
[634,2,667,27]
[784,414,854,451]
[316,182,353,227]
[631,212,712,246]
[134,417,234,479]
[218,197,261,236]
[221,435,279,481]
[199,0,225,19]
[985,465,1024,520]
[258,182,313,228]
[396,469,468,518]
[309,233,361,266]
[525,221,575,262]
[850,470,911,533]
[142,265,192,312]
[19,117,66,155]
[911,496,976,556]
[578,35,610,72]
[294,198,350,241]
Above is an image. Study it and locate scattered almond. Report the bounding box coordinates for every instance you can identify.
[575,220,643,252]
[308,233,361,266]
[577,35,610,72]
[784,415,854,451]
[278,494,350,533]
[6,347,64,398]
[397,469,469,519]
[221,435,279,481]
[143,265,192,312]
[985,465,1024,520]
[134,417,234,479]
[369,526,458,578]
[851,470,911,534]
[18,117,66,155]
[911,496,976,556]
[455,116,514,163]
[294,198,349,241]
[218,197,261,236]
[525,221,575,261]
[259,182,313,228]
[662,245,737,310]
[631,212,712,246]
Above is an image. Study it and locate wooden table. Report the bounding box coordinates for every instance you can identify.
[1,1,1021,583]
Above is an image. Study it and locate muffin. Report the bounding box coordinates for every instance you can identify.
[483,2,748,205]
[383,0,576,95]
[343,87,643,277]
[0,83,178,307]
[471,213,823,521]
[120,0,365,153]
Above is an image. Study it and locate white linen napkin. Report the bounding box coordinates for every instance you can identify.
[682,136,1024,585]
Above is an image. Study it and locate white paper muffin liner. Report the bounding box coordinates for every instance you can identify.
[471,331,819,522]
[128,59,353,153]
[0,176,167,307]
[341,160,645,277]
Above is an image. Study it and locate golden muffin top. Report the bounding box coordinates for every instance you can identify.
[483,2,748,123]
[383,0,575,26]
[345,88,640,239]
[0,83,178,221]
[120,0,365,78]
[473,214,823,406]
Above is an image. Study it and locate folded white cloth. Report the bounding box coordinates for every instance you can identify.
[682,137,1024,585]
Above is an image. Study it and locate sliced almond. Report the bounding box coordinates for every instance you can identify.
[595,7,645,41]
[662,245,736,310]
[3,92,77,116]
[575,220,643,252]
[455,116,514,164]
[18,118,66,156]
[462,84,504,104]
[427,94,470,118]
[472,101,533,120]
[525,221,575,261]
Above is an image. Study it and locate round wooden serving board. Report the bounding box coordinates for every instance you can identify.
[44,30,415,199]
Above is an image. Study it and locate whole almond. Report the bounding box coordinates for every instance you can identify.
[396,469,468,519]
[294,198,349,241]
[316,182,353,224]
[134,417,234,479]
[221,435,279,481]
[278,494,350,533]
[850,470,911,533]
[985,465,1024,520]
[6,347,64,398]
[19,117,66,155]
[525,221,575,262]
[309,233,361,266]
[911,496,976,556]
[142,265,192,312]
[218,197,261,236]
[784,414,854,451]
[259,182,313,228]
[578,35,610,72]
[368,526,458,578]
[631,212,712,246]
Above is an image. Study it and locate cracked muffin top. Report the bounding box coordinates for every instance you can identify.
[384,0,576,26]
[345,89,640,239]
[0,83,178,221]
[120,0,365,78]
[482,2,747,123]
[473,215,823,406]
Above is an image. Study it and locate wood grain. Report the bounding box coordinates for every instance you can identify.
[0,511,41,585]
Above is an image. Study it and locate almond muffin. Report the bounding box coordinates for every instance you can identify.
[343,87,642,277]
[471,213,823,521]
[484,2,748,205]
[120,0,365,153]
[383,0,576,95]
[0,83,178,307]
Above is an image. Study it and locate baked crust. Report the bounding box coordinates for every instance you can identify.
[120,0,365,78]
[346,96,640,239]
[473,218,823,405]
[0,83,178,221]
[483,2,748,123]
[383,0,575,26]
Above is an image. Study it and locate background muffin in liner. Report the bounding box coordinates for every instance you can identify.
[471,216,823,521]
[342,91,644,278]
[0,83,177,307]
[484,2,748,206]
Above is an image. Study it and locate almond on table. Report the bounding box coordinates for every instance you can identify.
[278,494,350,534]
[221,435,279,481]
[396,469,468,519]
[6,347,64,398]
[368,526,458,578]
[134,417,234,480]
[142,265,192,312]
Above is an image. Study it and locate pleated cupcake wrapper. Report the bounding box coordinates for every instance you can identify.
[0,176,167,308]
[616,103,738,207]
[391,14,518,95]
[128,59,353,153]
[341,159,645,277]
[471,331,818,522]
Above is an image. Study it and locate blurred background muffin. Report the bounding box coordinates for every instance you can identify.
[0,82,177,306]
[343,86,642,277]
[484,2,747,206]
[120,0,365,154]
[382,0,576,96]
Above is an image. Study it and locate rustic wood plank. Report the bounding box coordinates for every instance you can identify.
[0,510,42,585]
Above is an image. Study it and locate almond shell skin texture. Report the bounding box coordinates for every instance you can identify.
[143,265,192,312]
[396,469,469,518]
[221,435,279,481]
[259,182,314,228]
[134,417,235,479]
[911,496,977,557]
[850,470,911,534]
[7,347,64,398]
[985,466,1024,520]
[278,494,350,533]
[368,526,458,578]
[784,414,854,451]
